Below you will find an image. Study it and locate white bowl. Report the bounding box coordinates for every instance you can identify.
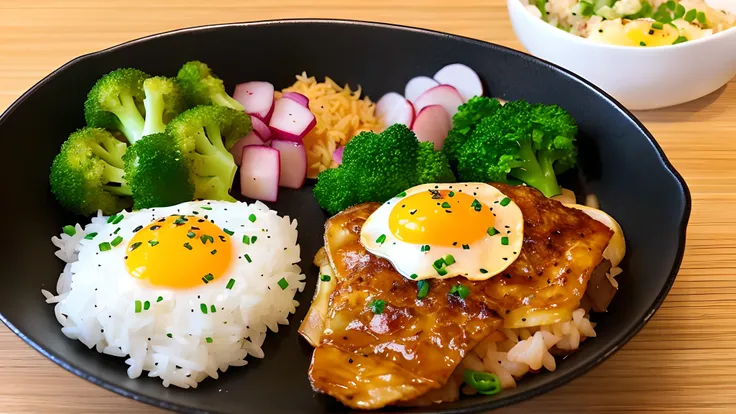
[507,0,736,110]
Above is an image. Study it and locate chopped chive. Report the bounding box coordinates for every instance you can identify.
[450,284,470,300]
[201,206,212,210]
[277,277,289,290]
[651,21,663,30]
[205,337,213,343]
[62,225,76,236]
[210,249,217,255]
[187,231,196,239]
[173,217,187,225]
[395,191,407,198]
[436,267,448,276]
[223,228,234,236]
[673,36,688,44]
[417,280,430,299]
[639,41,647,46]
[183,242,193,250]
[111,236,123,247]
[204,273,214,281]
[200,234,214,244]
[410,274,418,280]
[150,225,161,231]
[202,277,209,284]
[421,245,431,252]
[684,8,696,22]
[487,227,499,237]
[84,232,98,240]
[480,268,488,274]
[210,305,216,313]
[462,244,470,250]
[244,254,252,263]
[134,300,142,313]
[157,296,163,303]
[248,214,257,223]
[200,303,208,314]
[148,240,159,247]
[226,278,236,289]
[320,274,331,282]
[167,333,172,338]
[441,202,452,209]
[501,236,509,246]
[448,191,455,197]
[143,300,150,311]
[433,258,446,269]
[376,234,387,244]
[500,197,511,207]
[444,254,456,266]
[107,214,117,224]
[99,242,112,252]
[696,11,707,24]
[114,227,122,235]
[112,215,124,225]
[471,199,482,211]
[251,236,258,244]
[130,241,142,251]
[368,299,386,315]
[242,235,250,244]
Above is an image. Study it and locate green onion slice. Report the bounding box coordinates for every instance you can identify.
[84,232,98,240]
[62,225,76,236]
[464,370,502,395]
[277,277,289,290]
[368,299,386,315]
[417,280,430,299]
[226,279,236,290]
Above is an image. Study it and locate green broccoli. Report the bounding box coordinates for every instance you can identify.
[50,128,132,216]
[122,133,194,210]
[443,96,502,169]
[454,99,578,197]
[85,70,187,144]
[176,61,244,110]
[141,76,187,136]
[313,124,456,214]
[166,105,252,201]
[84,68,149,144]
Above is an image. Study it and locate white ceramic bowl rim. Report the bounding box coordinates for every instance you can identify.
[511,0,736,52]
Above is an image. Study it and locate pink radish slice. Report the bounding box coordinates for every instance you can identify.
[240,146,280,202]
[404,76,440,104]
[414,85,464,118]
[250,115,272,141]
[433,63,483,102]
[268,98,316,142]
[271,140,307,189]
[332,146,344,165]
[234,81,275,122]
[282,92,309,108]
[230,132,265,165]
[411,105,452,150]
[375,92,415,128]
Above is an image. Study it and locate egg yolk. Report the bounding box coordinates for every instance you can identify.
[125,215,233,289]
[389,189,495,246]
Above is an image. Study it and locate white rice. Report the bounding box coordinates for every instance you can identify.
[44,200,305,388]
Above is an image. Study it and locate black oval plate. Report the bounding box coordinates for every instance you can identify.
[0,19,690,414]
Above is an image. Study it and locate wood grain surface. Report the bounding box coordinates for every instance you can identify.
[1,0,734,413]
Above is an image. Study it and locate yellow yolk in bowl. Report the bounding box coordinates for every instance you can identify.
[388,189,495,246]
[125,215,233,289]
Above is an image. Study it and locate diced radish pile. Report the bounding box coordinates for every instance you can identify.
[375,92,414,128]
[230,132,265,165]
[268,97,317,142]
[271,140,307,189]
[412,105,452,150]
[234,81,275,122]
[240,146,280,202]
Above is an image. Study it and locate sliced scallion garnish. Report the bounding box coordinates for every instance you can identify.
[248,214,257,223]
[223,228,234,236]
[226,279,236,290]
[84,232,98,240]
[134,300,142,313]
[244,254,252,263]
[376,234,386,244]
[62,225,76,236]
[205,337,213,343]
[99,242,112,252]
[500,197,511,207]
[320,274,331,282]
[200,303,208,314]
[501,236,509,246]
[368,299,386,315]
[417,280,430,299]
[111,236,123,247]
[277,277,289,290]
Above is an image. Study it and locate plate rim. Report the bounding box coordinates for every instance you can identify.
[0,18,692,414]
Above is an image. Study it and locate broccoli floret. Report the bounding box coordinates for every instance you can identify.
[141,77,187,137]
[454,100,578,197]
[176,61,244,110]
[122,133,194,210]
[84,68,149,144]
[443,96,502,169]
[165,105,252,201]
[50,128,132,216]
[313,124,456,214]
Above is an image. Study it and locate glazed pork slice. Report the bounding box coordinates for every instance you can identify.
[306,185,613,409]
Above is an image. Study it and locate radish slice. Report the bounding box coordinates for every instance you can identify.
[271,140,307,189]
[240,146,280,202]
[250,115,272,141]
[268,98,317,142]
[411,105,452,150]
[332,146,344,165]
[405,76,439,104]
[433,63,483,102]
[230,132,265,165]
[376,92,415,128]
[414,85,464,118]
[234,81,275,122]
[282,92,309,108]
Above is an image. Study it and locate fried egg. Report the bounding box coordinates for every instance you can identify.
[360,183,524,281]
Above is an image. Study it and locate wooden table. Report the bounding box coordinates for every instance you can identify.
[1,1,734,412]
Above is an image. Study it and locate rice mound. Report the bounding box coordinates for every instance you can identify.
[43,201,305,388]
[276,72,382,179]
